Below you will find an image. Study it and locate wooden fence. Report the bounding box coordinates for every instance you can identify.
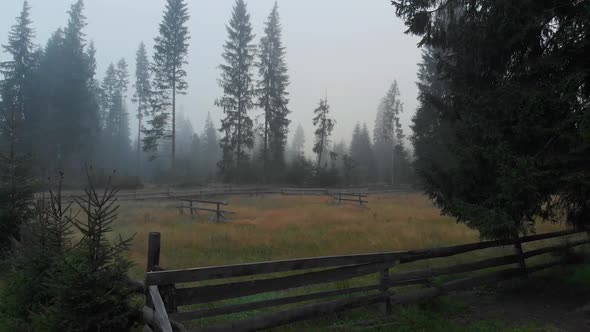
[333,192,368,207]
[35,186,415,204]
[177,199,234,223]
[139,228,589,332]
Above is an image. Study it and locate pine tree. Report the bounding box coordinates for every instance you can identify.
[374,80,407,184]
[101,59,130,170]
[256,2,290,180]
[312,98,335,177]
[202,113,221,180]
[288,123,305,162]
[55,0,100,173]
[0,0,36,249]
[147,0,190,167]
[132,42,151,176]
[217,0,256,182]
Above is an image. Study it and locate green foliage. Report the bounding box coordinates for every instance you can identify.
[395,0,590,238]
[285,155,314,186]
[217,0,257,182]
[0,172,138,331]
[144,0,190,161]
[312,98,335,178]
[256,2,291,180]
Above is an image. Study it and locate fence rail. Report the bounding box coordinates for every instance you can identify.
[34,186,416,204]
[139,228,590,332]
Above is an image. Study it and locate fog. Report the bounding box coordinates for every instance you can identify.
[0,0,421,155]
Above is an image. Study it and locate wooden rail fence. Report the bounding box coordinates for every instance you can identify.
[139,228,589,332]
[333,192,368,207]
[177,199,234,223]
[34,186,416,204]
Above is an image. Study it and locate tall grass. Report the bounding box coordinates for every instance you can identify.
[111,193,563,278]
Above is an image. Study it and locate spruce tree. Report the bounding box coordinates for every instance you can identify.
[55,0,100,173]
[288,123,305,162]
[147,0,190,167]
[374,81,407,184]
[202,113,221,179]
[394,0,590,238]
[132,42,151,176]
[312,98,335,177]
[217,0,257,182]
[256,2,290,180]
[0,0,36,249]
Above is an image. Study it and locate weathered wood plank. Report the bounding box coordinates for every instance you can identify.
[146,253,403,286]
[175,262,395,305]
[179,199,228,205]
[171,284,381,321]
[145,229,585,285]
[191,293,387,332]
[149,286,173,332]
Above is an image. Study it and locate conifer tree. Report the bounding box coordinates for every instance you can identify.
[202,113,221,179]
[132,42,151,176]
[256,2,290,180]
[0,0,36,249]
[288,123,305,162]
[146,0,190,167]
[374,81,407,184]
[217,0,256,182]
[312,98,335,176]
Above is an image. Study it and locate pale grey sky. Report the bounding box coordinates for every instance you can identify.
[0,0,422,155]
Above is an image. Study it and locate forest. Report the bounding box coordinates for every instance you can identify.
[0,0,414,190]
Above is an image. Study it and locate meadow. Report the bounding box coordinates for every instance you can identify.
[116,192,563,279]
[111,192,588,331]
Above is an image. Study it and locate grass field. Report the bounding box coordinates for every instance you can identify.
[115,193,563,278]
[111,193,586,331]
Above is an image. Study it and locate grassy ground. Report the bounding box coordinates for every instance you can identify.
[111,193,590,331]
[114,193,563,278]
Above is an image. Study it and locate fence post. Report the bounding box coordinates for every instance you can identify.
[217,202,221,223]
[189,200,194,217]
[358,193,362,206]
[513,234,528,278]
[379,268,392,315]
[147,232,161,272]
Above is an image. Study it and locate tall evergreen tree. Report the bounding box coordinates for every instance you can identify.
[146,0,190,167]
[201,113,221,180]
[132,42,151,176]
[312,97,335,176]
[217,0,256,182]
[288,123,305,162]
[349,122,375,184]
[256,2,290,180]
[0,0,36,248]
[52,0,100,173]
[374,80,408,184]
[394,0,590,238]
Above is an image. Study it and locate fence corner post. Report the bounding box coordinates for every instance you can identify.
[147,232,161,272]
[379,267,392,315]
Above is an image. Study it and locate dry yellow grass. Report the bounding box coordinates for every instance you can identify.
[112,193,563,279]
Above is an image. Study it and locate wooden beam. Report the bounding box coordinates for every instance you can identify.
[146,253,403,286]
[175,261,395,305]
[170,284,381,321]
[149,286,173,332]
[145,229,586,285]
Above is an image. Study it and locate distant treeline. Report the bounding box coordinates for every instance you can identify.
[0,0,414,188]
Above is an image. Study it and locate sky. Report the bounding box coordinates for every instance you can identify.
[0,0,423,156]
